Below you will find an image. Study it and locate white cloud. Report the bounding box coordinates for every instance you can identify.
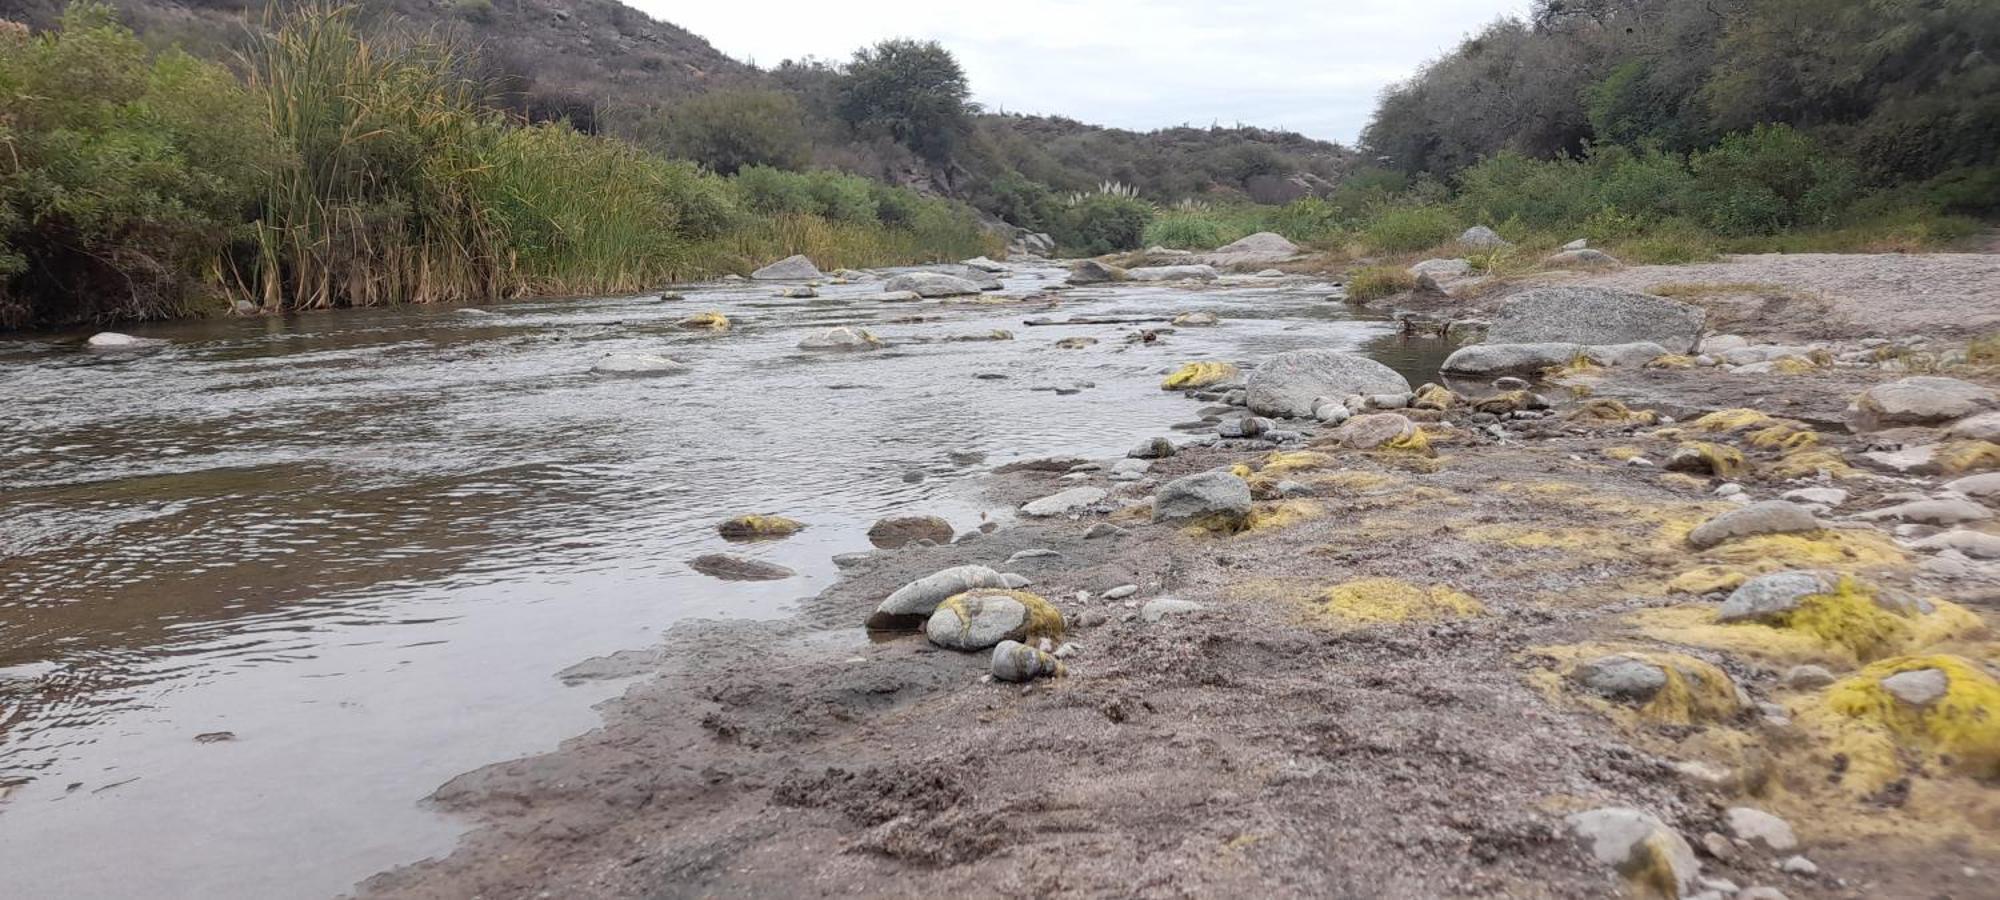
[627,0,1532,144]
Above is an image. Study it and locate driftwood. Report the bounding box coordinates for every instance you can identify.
[1021,315,1175,326]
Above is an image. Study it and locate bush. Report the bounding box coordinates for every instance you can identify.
[639,89,809,175]
[1143,210,1230,250]
[1057,194,1153,256]
[836,39,971,162]
[1689,125,1859,236]
[1346,266,1416,301]
[1363,205,1457,253]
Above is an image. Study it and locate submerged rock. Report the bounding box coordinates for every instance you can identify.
[866,515,954,549]
[1172,311,1219,326]
[1152,470,1252,526]
[1687,501,1817,550]
[796,326,882,351]
[716,514,805,540]
[750,254,823,280]
[925,589,1064,650]
[86,332,153,348]
[687,553,795,581]
[1069,260,1128,284]
[592,353,689,375]
[1486,286,1705,352]
[991,640,1064,682]
[1246,350,1410,418]
[883,272,983,297]
[867,565,1011,629]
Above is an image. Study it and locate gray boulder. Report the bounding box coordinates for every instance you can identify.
[1571,655,1670,701]
[796,326,882,351]
[1246,350,1411,418]
[1585,341,1671,368]
[866,515,954,548]
[687,553,795,581]
[86,332,153,348]
[1205,231,1301,265]
[1847,376,1999,431]
[1459,225,1510,249]
[1020,486,1107,517]
[1127,264,1219,282]
[1881,668,1949,706]
[1724,808,1798,852]
[1128,437,1176,459]
[1946,472,2000,498]
[750,254,823,280]
[961,256,1006,272]
[883,272,984,297]
[1069,260,1128,284]
[1409,258,1473,278]
[991,640,1063,682]
[867,565,1010,629]
[1440,342,1583,377]
[1567,808,1701,898]
[1487,287,1705,353]
[1544,248,1622,268]
[1687,501,1818,550]
[1857,498,1993,526]
[926,589,1057,651]
[1152,471,1252,525]
[1948,411,2000,442]
[1717,571,1831,622]
[1911,530,2000,560]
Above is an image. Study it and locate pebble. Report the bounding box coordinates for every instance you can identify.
[1140,598,1205,622]
[1101,584,1139,600]
[1005,548,1061,564]
[1128,437,1176,459]
[1782,665,1836,689]
[1780,856,1818,876]
[1084,523,1128,539]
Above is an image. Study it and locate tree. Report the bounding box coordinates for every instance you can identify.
[637,89,809,174]
[836,39,971,162]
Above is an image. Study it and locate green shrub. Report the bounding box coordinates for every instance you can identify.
[1267,197,1349,245]
[1689,124,1859,236]
[1058,194,1153,256]
[637,89,809,175]
[1613,220,1720,264]
[1345,266,1416,301]
[1363,205,1457,253]
[1143,210,1229,249]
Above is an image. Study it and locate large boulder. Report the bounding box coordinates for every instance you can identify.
[750,254,822,280]
[883,272,984,297]
[1152,470,1253,526]
[1246,350,1411,417]
[1486,287,1705,353]
[1566,808,1701,898]
[1717,570,1832,622]
[867,565,1011,630]
[1440,342,1582,377]
[1459,226,1510,249]
[1205,231,1300,266]
[1846,376,1999,432]
[867,515,954,548]
[1127,264,1219,282]
[1069,260,1128,284]
[925,589,1064,650]
[1687,501,1818,550]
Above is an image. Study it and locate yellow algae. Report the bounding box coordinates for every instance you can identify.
[1260,451,1335,476]
[1769,356,1819,375]
[1765,446,1857,480]
[1687,408,1777,433]
[1411,383,1459,410]
[1310,470,1398,492]
[1534,644,1743,727]
[1816,655,2000,780]
[678,310,731,330]
[1238,500,1323,534]
[1645,354,1695,369]
[1668,566,1748,594]
[1747,423,1819,450]
[1702,529,1906,570]
[716,514,805,539]
[1313,578,1484,624]
[1634,584,1983,668]
[1603,446,1644,462]
[1228,463,1254,479]
[935,589,1065,643]
[1657,472,1709,491]
[1567,398,1658,425]
[1545,353,1603,379]
[1773,577,1915,661]
[1472,390,1532,415]
[1162,361,1239,390]
[1675,441,1748,478]
[1379,427,1433,455]
[1934,440,2000,475]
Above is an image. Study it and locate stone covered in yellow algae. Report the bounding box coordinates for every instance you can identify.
[1814,655,2000,781]
[678,311,731,330]
[716,514,805,539]
[1161,361,1239,390]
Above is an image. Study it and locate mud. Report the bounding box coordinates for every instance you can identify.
[362,255,2000,899]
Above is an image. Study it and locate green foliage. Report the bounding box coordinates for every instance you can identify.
[635,89,809,175]
[1689,124,1857,236]
[972,169,1062,232]
[1346,266,1416,301]
[1363,205,1457,253]
[1143,210,1231,250]
[836,38,970,162]
[1056,193,1153,256]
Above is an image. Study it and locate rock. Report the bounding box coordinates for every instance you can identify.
[1880,668,1948,707]
[1083,523,1128,539]
[1703,335,1751,353]
[750,254,822,280]
[1910,530,2000,559]
[1055,336,1098,349]
[716,514,805,540]
[796,326,882,351]
[1781,488,1848,507]
[1948,411,2000,442]
[1944,472,2000,498]
[1408,258,1472,278]
[1459,225,1510,249]
[1737,889,1790,900]
[1847,377,1999,432]
[777,285,817,298]
[1207,231,1301,265]
[592,353,690,375]
[1020,486,1108,517]
[1101,584,1139,600]
[1246,350,1411,418]
[1779,856,1818,876]
[1255,268,1285,277]
[1712,568,1832,624]
[1005,548,1060,565]
[867,515,954,548]
[1315,403,1351,425]
[1140,598,1206,622]
[1545,248,1622,268]
[1111,458,1152,477]
[1567,808,1701,898]
[1487,287,1705,352]
[1127,264,1219,282]
[1440,342,1584,377]
[1335,413,1418,450]
[1000,573,1032,589]
[1152,471,1253,526]
[1218,416,1272,438]
[687,553,794,581]
[1725,808,1798,852]
[86,332,152,348]
[879,290,923,302]
[1688,501,1818,550]
[1172,311,1219,326]
[678,311,730,330]
[867,565,1011,629]
[832,552,871,568]
[1571,655,1670,701]
[1129,437,1177,459]
[1701,832,1737,861]
[884,272,985,298]
[961,255,1006,272]
[1563,238,1588,250]
[1783,665,1836,689]
[1586,341,1671,368]
[1069,260,1128,284]
[1858,498,1993,525]
[991,640,1064,682]
[926,589,1064,650]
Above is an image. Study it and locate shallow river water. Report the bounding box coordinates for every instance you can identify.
[0,264,1453,898]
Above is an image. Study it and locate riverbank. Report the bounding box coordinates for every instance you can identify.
[361,252,2000,899]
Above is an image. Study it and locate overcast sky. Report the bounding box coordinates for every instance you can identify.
[631,1,1532,145]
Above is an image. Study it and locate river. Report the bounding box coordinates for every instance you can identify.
[0,264,1453,898]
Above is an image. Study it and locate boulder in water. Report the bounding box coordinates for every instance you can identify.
[85,332,151,348]
[882,272,983,297]
[797,326,882,351]
[1246,350,1410,418]
[1069,260,1128,284]
[1127,264,1218,282]
[592,352,690,375]
[750,254,823,280]
[688,553,795,581]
